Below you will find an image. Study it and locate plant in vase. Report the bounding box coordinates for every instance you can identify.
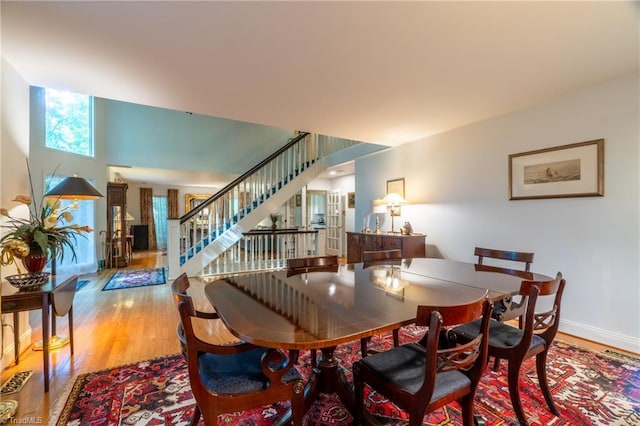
[0,175,92,276]
[269,213,281,230]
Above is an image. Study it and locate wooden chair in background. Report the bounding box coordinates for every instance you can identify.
[360,249,403,356]
[475,247,534,322]
[353,296,492,426]
[286,255,339,366]
[452,272,566,426]
[286,255,339,276]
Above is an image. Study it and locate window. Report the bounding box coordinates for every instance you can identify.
[45,176,97,275]
[153,196,168,250]
[45,88,94,156]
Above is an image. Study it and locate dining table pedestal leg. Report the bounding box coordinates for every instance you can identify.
[302,346,356,418]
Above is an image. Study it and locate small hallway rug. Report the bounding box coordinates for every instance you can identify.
[101,268,166,291]
[50,335,640,425]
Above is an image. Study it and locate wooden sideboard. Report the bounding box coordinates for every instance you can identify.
[346,232,426,263]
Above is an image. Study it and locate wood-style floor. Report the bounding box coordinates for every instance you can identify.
[0,251,635,424]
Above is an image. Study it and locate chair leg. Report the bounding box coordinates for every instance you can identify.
[190,404,201,426]
[536,350,559,416]
[291,380,306,425]
[507,360,528,426]
[392,328,400,347]
[360,336,372,357]
[459,394,476,426]
[493,357,500,371]
[352,362,365,425]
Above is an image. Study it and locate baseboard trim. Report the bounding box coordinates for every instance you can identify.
[560,319,639,355]
[1,328,32,370]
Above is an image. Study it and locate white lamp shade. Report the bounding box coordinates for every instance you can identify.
[372,198,386,214]
[383,193,407,206]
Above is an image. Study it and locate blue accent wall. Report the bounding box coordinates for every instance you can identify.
[103,99,294,173]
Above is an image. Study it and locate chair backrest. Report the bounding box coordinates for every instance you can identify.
[361,249,402,266]
[171,272,190,307]
[519,272,566,347]
[474,247,534,271]
[414,295,492,397]
[286,255,339,276]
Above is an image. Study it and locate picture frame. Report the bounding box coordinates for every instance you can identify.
[509,139,604,200]
[386,178,405,197]
[185,194,210,212]
[347,192,356,209]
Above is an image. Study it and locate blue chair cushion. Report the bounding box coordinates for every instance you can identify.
[453,319,545,351]
[198,347,301,394]
[360,343,471,402]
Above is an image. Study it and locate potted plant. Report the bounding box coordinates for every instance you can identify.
[0,171,92,275]
[269,213,281,230]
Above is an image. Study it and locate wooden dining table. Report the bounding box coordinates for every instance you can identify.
[204,258,553,418]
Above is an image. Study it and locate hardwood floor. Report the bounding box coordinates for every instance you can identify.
[0,251,636,424]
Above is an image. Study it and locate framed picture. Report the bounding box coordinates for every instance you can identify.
[386,178,405,197]
[295,194,302,207]
[509,139,604,200]
[347,192,356,209]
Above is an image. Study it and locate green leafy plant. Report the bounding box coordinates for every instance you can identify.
[0,164,92,271]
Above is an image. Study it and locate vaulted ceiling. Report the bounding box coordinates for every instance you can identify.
[3,1,637,150]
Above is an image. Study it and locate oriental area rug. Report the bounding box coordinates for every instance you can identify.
[101,268,166,291]
[51,335,639,426]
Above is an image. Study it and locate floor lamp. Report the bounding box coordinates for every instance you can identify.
[32,175,104,351]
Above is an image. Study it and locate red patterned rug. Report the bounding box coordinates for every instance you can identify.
[52,331,639,425]
[102,268,166,291]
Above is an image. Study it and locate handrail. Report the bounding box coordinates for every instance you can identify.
[181,132,309,223]
[174,131,360,272]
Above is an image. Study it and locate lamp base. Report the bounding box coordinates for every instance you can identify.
[32,335,69,351]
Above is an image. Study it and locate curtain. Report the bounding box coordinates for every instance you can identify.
[153,196,168,250]
[167,188,179,219]
[140,187,157,250]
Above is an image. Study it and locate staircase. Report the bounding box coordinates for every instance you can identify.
[167,132,370,278]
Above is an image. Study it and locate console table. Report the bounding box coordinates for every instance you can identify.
[346,232,426,263]
[1,274,77,392]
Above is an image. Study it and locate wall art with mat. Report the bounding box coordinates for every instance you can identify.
[101,268,166,291]
[50,330,639,426]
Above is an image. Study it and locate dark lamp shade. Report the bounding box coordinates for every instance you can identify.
[45,176,103,199]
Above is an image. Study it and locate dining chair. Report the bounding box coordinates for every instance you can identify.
[286,255,339,366]
[360,249,403,356]
[176,284,305,425]
[353,296,492,426]
[451,272,566,426]
[286,255,339,276]
[474,247,534,332]
[171,273,242,357]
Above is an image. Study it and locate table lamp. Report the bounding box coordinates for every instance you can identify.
[372,198,386,233]
[383,192,407,234]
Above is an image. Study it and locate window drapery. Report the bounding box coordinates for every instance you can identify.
[168,188,179,219]
[140,187,157,250]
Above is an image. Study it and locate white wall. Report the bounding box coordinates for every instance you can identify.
[0,59,32,365]
[356,73,639,353]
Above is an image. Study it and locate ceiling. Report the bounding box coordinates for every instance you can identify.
[2,1,638,185]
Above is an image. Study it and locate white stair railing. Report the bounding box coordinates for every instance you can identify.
[174,133,359,272]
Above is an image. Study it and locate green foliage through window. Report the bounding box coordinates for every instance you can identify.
[45,88,93,156]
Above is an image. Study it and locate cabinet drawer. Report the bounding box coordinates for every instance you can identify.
[363,235,382,250]
[382,237,402,250]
